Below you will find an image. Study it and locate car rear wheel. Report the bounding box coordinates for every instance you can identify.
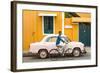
[38,50,48,59]
[72,48,81,57]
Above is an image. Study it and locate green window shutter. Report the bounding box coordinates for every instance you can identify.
[44,16,53,34]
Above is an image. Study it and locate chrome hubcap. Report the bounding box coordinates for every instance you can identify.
[40,51,47,58]
[73,50,80,57]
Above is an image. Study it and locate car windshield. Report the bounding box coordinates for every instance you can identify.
[46,36,57,42]
[66,37,71,42]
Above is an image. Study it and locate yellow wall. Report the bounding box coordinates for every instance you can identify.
[72,23,79,41]
[72,13,91,22]
[23,10,38,52]
[23,10,62,52]
[64,18,78,41]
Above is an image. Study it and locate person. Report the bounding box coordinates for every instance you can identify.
[56,31,65,48]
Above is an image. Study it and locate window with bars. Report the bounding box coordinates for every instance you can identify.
[43,16,54,34]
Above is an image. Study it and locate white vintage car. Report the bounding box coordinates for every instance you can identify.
[29,35,86,59]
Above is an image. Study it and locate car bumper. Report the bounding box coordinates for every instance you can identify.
[31,52,39,56]
[23,52,38,57]
[81,50,87,54]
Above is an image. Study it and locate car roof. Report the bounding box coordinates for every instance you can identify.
[45,34,66,38]
[41,34,66,42]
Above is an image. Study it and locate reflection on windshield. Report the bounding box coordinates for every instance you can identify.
[63,37,71,43]
[66,37,71,42]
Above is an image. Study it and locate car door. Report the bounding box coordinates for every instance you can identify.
[45,36,57,50]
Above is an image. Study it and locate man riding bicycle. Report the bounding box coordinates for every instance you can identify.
[56,31,65,48]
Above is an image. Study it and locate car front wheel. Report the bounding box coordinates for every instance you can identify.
[72,48,81,57]
[38,50,48,59]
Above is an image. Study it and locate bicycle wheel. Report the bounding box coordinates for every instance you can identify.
[49,49,60,61]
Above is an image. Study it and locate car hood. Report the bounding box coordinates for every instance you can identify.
[68,41,84,45]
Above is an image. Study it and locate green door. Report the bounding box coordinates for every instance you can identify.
[79,22,91,46]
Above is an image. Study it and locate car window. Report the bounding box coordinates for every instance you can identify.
[61,37,68,43]
[45,36,71,43]
[46,37,57,42]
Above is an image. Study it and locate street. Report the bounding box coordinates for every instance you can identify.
[23,47,91,62]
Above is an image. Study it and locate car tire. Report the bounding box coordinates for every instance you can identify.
[72,48,81,57]
[38,50,48,59]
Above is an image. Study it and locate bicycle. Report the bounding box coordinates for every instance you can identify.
[49,42,68,61]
